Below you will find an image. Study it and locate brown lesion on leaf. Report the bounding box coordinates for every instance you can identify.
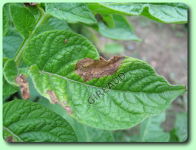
[59,101,72,114]
[5,136,14,142]
[64,106,72,114]
[76,56,125,81]
[64,39,68,44]
[47,90,59,104]
[16,74,30,99]
[24,3,37,6]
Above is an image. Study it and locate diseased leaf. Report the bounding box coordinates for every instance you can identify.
[16,74,30,99]
[4,59,31,99]
[88,3,188,24]
[140,113,170,142]
[76,56,125,81]
[22,30,185,130]
[45,3,97,24]
[38,99,114,142]
[10,4,36,38]
[3,99,77,142]
[98,15,140,41]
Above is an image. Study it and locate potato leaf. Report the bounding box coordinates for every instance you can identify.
[173,112,188,142]
[45,3,97,24]
[3,28,23,58]
[140,113,170,142]
[3,99,77,142]
[98,15,140,41]
[88,3,188,24]
[10,4,36,38]
[22,30,185,130]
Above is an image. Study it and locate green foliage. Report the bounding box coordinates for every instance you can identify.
[88,3,188,23]
[139,113,170,142]
[10,4,36,38]
[38,99,114,142]
[45,3,97,24]
[98,15,140,41]
[3,2,187,142]
[3,78,18,100]
[26,42,185,130]
[4,59,18,86]
[114,113,170,142]
[3,28,23,58]
[103,43,125,54]
[170,112,188,142]
[3,100,77,142]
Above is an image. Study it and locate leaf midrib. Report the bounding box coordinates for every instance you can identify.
[3,126,24,142]
[39,69,184,94]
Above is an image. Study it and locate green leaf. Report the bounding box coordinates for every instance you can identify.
[103,42,125,54]
[101,14,115,28]
[3,99,77,142]
[3,78,18,101]
[3,4,10,36]
[88,3,188,24]
[140,113,170,142]
[34,16,72,36]
[45,3,97,24]
[23,30,185,130]
[98,15,140,41]
[3,59,18,86]
[10,4,36,38]
[174,112,188,142]
[38,99,114,142]
[3,28,23,58]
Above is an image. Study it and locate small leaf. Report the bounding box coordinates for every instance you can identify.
[23,30,185,130]
[3,28,23,58]
[10,4,36,38]
[140,113,170,142]
[4,59,31,99]
[3,59,18,86]
[174,112,188,142]
[45,3,97,24]
[3,78,18,101]
[34,16,72,36]
[3,99,77,142]
[88,3,188,24]
[3,4,10,36]
[98,15,140,41]
[103,43,125,54]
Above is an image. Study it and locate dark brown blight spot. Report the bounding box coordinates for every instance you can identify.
[64,39,68,44]
[76,56,125,81]
[64,106,72,114]
[24,3,37,6]
[58,101,72,114]
[16,74,30,99]
[47,90,58,104]
[6,136,14,142]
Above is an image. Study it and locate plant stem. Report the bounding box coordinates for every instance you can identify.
[14,6,49,66]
